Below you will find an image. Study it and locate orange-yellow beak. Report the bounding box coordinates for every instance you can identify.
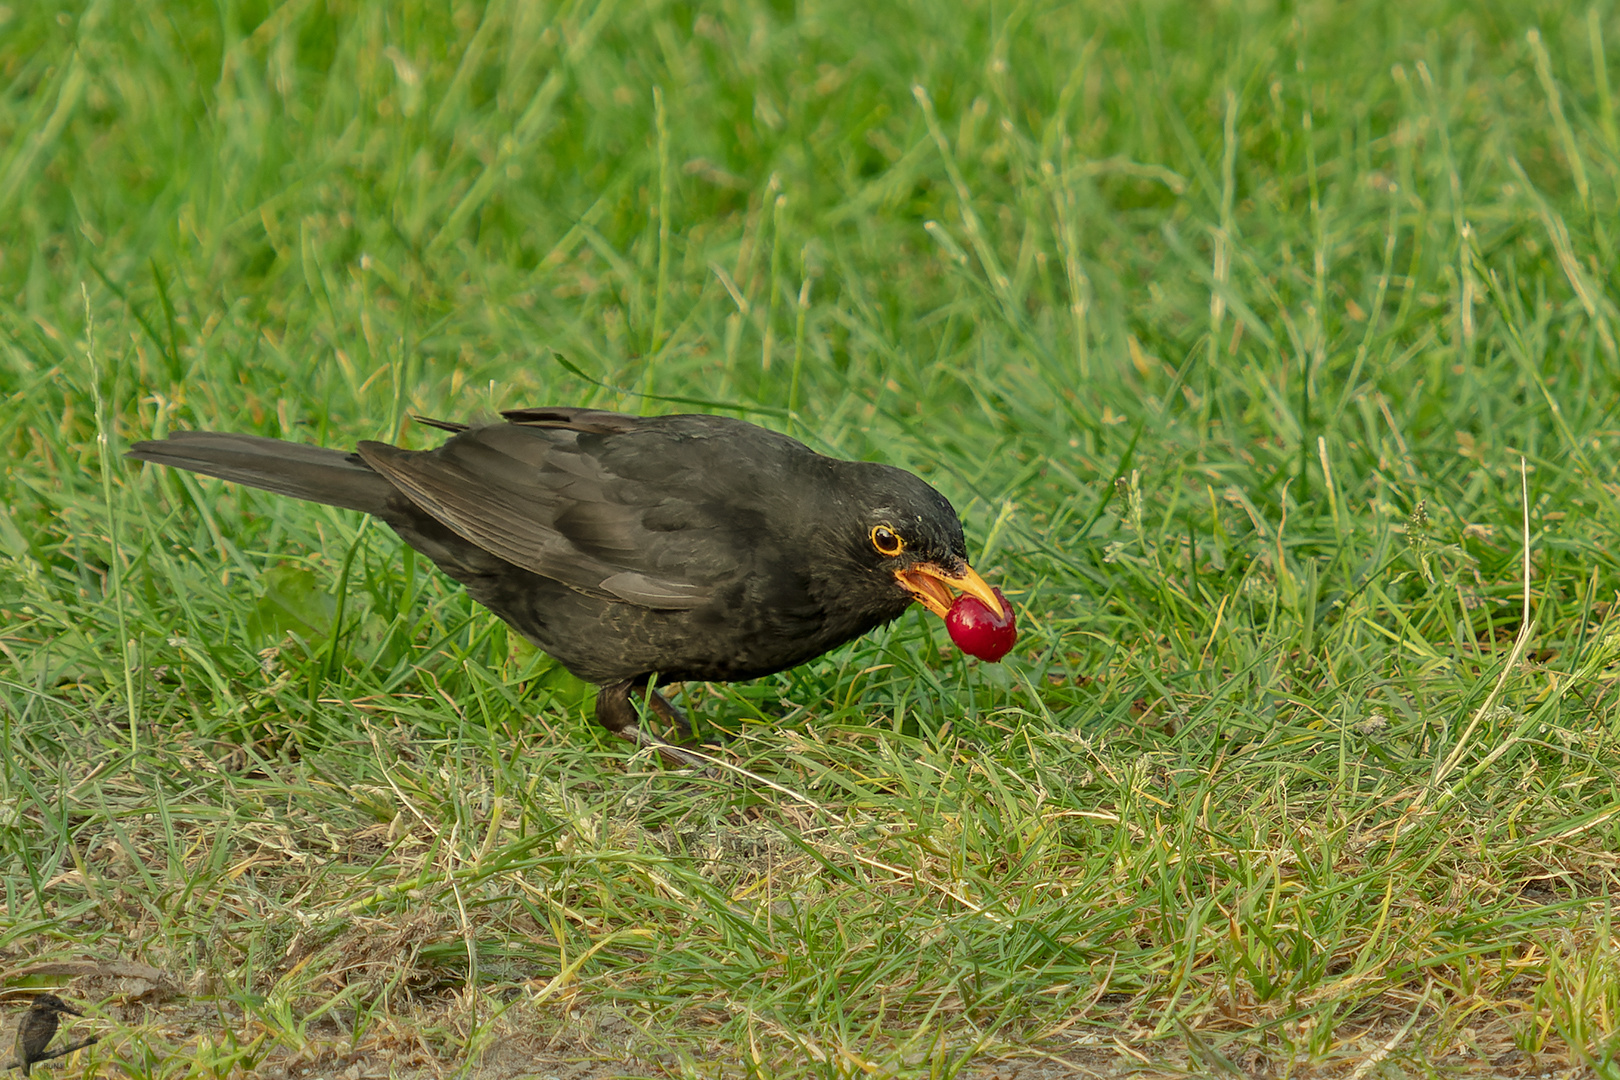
[895,562,1004,620]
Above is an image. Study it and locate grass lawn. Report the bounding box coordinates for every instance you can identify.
[3,0,1619,1075]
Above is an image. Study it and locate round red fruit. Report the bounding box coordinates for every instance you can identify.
[946,588,1017,662]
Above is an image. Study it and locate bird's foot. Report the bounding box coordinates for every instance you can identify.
[647,685,743,750]
[595,679,722,773]
[644,685,701,743]
[615,722,717,771]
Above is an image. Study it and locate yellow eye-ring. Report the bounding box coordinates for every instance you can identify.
[870,525,904,557]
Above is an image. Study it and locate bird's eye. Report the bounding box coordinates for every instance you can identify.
[870,525,904,557]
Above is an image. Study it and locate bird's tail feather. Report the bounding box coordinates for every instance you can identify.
[126,431,394,515]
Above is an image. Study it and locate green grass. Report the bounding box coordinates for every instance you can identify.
[3,0,1619,1075]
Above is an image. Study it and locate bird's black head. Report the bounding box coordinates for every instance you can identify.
[823,461,1004,620]
[26,994,80,1016]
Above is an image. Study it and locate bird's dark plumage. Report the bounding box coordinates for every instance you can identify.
[11,994,82,1076]
[127,407,1002,764]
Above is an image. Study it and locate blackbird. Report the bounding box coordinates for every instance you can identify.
[10,994,84,1076]
[127,407,1004,765]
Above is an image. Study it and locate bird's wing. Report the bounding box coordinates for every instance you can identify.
[414,407,641,436]
[500,406,645,433]
[358,420,731,610]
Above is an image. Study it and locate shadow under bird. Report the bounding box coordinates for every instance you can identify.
[127,407,1010,766]
[9,994,92,1076]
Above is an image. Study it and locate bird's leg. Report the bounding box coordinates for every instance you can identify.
[594,679,710,769]
[645,688,734,748]
[645,687,696,743]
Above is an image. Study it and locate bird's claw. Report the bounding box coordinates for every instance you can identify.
[617,722,714,771]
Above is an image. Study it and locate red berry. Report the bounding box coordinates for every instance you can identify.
[946,588,1017,662]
